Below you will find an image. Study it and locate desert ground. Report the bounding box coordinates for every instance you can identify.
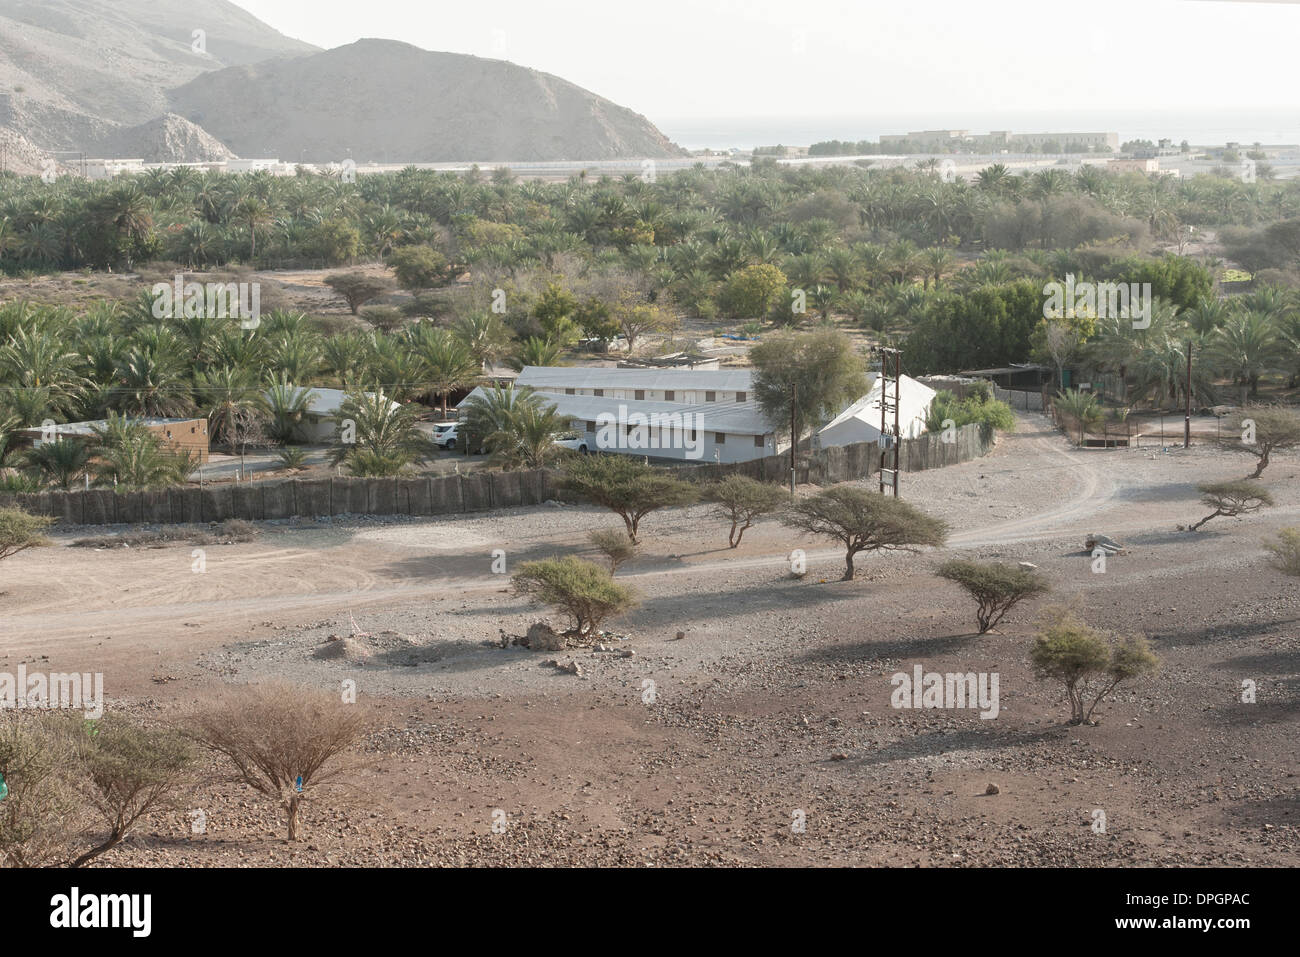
[1,411,1296,866]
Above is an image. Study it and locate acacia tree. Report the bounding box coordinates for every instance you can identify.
[190,683,370,841]
[325,272,393,315]
[751,328,868,453]
[561,455,698,544]
[1188,479,1273,531]
[936,559,1051,633]
[68,718,194,868]
[1226,405,1300,479]
[0,507,53,562]
[705,474,787,548]
[783,486,949,581]
[1030,608,1159,725]
[512,555,637,638]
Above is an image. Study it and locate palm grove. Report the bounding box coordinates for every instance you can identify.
[0,157,1298,489]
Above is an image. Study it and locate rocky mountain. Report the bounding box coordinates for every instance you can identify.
[0,1,681,166]
[0,0,315,157]
[168,38,682,162]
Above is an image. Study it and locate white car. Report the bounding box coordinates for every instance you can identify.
[553,431,589,453]
[432,422,461,449]
[433,422,484,453]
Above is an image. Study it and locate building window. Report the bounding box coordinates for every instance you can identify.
[754,434,765,447]
[634,390,645,401]
[664,390,675,401]
[565,388,575,395]
[705,391,716,402]
[594,389,604,397]
[737,391,747,403]
[715,432,726,444]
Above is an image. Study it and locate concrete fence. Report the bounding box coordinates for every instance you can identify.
[0,424,993,528]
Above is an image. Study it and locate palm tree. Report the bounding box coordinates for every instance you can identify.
[452,311,510,372]
[409,326,481,416]
[1053,388,1102,444]
[234,196,274,261]
[920,248,955,288]
[265,376,317,444]
[90,415,192,489]
[196,366,268,448]
[1208,310,1282,404]
[508,336,563,372]
[481,400,569,470]
[110,347,192,417]
[460,383,546,458]
[329,389,430,475]
[22,438,91,490]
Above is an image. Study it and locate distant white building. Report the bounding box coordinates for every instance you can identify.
[84,158,145,180]
[818,375,936,448]
[459,365,779,463]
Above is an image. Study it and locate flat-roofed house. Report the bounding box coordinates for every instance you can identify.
[15,417,210,463]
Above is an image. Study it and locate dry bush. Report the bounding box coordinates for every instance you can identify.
[188,682,372,840]
[588,528,637,573]
[1264,527,1300,577]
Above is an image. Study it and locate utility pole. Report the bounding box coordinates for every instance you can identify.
[789,381,797,496]
[878,347,901,496]
[1184,339,1193,449]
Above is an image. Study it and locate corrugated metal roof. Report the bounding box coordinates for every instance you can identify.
[516,365,754,393]
[460,387,774,435]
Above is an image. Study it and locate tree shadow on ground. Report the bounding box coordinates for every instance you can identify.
[846,725,1068,768]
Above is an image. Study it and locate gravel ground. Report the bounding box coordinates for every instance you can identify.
[2,412,1297,866]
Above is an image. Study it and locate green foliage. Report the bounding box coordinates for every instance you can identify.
[1264,527,1300,577]
[388,245,452,292]
[0,507,53,560]
[901,280,1043,373]
[588,527,637,572]
[705,474,788,548]
[1189,479,1273,531]
[330,389,430,475]
[720,264,788,319]
[22,438,91,490]
[925,389,1015,437]
[325,272,392,314]
[89,414,193,489]
[935,559,1050,633]
[751,328,868,445]
[1029,607,1158,724]
[561,454,698,543]
[782,485,949,581]
[512,555,638,637]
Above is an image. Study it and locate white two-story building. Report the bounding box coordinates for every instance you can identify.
[460,366,781,464]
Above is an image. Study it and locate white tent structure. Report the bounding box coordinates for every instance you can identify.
[817,374,937,448]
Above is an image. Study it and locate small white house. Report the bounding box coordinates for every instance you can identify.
[818,374,936,448]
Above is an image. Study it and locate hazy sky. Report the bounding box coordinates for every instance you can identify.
[235,0,1300,123]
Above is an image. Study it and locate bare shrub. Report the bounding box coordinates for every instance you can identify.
[188,682,371,841]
